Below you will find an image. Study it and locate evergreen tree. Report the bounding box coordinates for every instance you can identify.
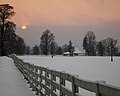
[83,36,88,55]
[0,4,26,55]
[3,22,26,55]
[55,46,63,55]
[0,4,15,56]
[32,45,40,55]
[68,40,74,56]
[2,22,16,55]
[16,36,26,55]
[25,46,31,55]
[97,41,104,56]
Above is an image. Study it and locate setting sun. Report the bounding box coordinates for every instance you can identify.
[22,25,27,30]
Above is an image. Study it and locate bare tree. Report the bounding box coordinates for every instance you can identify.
[83,31,96,56]
[62,44,69,53]
[40,29,55,55]
[100,37,118,62]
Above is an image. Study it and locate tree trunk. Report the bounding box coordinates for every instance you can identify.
[1,22,5,56]
[111,53,113,62]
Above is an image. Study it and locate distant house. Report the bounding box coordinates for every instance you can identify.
[63,47,84,56]
[73,47,84,56]
[63,52,70,56]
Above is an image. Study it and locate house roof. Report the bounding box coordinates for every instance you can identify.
[63,47,84,55]
[73,47,83,54]
[63,52,70,55]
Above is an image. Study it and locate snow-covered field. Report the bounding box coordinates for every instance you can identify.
[19,55,120,96]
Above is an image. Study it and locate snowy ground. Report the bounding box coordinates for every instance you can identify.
[0,57,35,96]
[19,55,120,96]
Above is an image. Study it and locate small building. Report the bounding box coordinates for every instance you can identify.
[63,52,70,56]
[73,47,84,56]
[63,47,84,56]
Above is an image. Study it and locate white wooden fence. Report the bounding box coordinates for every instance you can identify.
[10,54,120,96]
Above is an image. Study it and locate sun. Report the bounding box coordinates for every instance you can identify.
[22,25,27,30]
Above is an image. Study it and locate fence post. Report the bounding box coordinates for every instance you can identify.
[72,76,79,96]
[96,81,106,96]
[50,70,53,96]
[46,67,50,87]
[46,68,51,96]
[23,63,27,81]
[60,72,65,96]
[52,73,56,92]
[45,68,48,95]
[26,63,30,84]
[35,66,39,95]
[96,83,101,96]
[31,64,36,91]
[29,64,32,88]
[39,67,43,95]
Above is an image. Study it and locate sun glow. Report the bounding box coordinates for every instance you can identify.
[22,25,27,30]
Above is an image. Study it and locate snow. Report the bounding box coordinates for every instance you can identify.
[0,57,35,96]
[19,55,120,96]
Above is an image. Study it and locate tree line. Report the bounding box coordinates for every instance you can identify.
[28,30,120,57]
[83,31,120,56]
[0,4,120,56]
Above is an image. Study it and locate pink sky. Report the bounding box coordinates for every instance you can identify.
[1,0,120,26]
[1,0,120,48]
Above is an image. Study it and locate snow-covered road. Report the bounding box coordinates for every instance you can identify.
[0,57,35,96]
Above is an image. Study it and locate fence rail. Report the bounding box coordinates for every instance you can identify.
[10,54,120,96]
